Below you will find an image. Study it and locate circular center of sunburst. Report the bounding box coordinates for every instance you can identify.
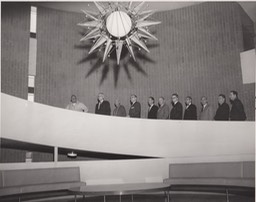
[106,11,132,38]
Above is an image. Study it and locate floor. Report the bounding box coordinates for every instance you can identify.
[6,193,253,202]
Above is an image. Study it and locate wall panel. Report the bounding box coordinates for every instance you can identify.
[1,3,30,99]
[35,2,255,120]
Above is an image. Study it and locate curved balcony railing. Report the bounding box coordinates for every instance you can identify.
[1,93,255,159]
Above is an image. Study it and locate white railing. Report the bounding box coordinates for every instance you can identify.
[1,93,255,159]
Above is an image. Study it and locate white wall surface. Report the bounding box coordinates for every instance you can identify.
[240,49,256,84]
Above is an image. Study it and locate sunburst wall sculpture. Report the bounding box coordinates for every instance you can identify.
[78,2,161,65]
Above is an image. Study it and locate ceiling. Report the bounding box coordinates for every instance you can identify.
[32,1,256,22]
[240,2,256,23]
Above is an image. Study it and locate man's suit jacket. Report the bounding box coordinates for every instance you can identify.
[129,102,141,118]
[184,104,197,120]
[214,103,230,120]
[199,104,214,120]
[170,102,183,120]
[157,104,170,119]
[147,105,158,119]
[113,105,126,117]
[95,100,111,115]
[230,98,246,121]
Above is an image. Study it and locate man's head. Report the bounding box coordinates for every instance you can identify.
[158,97,165,106]
[185,96,192,106]
[229,91,238,101]
[71,95,77,103]
[201,96,208,106]
[130,94,137,103]
[171,93,179,104]
[148,96,155,106]
[114,99,120,107]
[98,93,104,102]
[218,94,226,105]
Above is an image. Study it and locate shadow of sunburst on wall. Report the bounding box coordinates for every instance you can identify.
[75,2,161,87]
[75,42,158,87]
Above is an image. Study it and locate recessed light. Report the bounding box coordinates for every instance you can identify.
[67,151,77,158]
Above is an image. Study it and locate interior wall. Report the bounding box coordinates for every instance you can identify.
[34,2,255,120]
[1,3,30,99]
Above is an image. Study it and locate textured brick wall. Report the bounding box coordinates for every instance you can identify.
[35,2,255,120]
[0,148,54,163]
[1,3,30,99]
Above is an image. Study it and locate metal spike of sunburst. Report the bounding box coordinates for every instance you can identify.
[78,2,161,65]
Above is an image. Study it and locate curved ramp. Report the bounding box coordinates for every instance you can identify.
[1,93,255,159]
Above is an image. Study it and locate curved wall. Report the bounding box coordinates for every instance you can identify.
[1,93,255,160]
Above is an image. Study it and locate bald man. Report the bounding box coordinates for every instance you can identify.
[199,96,214,120]
[157,97,170,119]
[113,99,126,117]
[66,95,88,112]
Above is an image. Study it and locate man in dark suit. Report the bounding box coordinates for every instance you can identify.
[95,93,111,115]
[170,93,183,120]
[147,97,158,119]
[229,91,246,121]
[129,94,141,118]
[214,94,229,120]
[184,96,197,120]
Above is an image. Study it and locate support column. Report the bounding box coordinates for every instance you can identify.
[226,189,229,202]
[54,146,58,162]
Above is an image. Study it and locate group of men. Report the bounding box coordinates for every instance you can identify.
[66,91,246,121]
